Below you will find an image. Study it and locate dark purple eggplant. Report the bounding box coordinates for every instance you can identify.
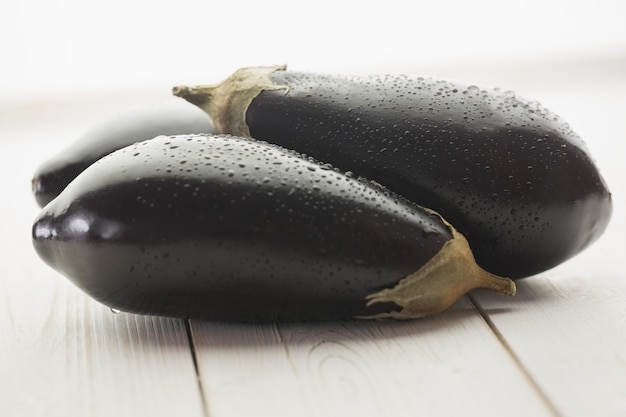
[32,134,514,322]
[173,66,612,278]
[32,98,214,208]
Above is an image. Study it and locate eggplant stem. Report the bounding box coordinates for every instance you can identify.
[172,65,288,136]
[358,224,515,320]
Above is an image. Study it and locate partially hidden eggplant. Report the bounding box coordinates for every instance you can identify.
[32,98,214,208]
[173,66,612,278]
[32,134,515,322]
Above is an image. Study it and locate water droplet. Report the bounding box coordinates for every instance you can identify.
[110,308,121,314]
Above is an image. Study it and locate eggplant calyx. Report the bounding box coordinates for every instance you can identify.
[358,224,516,320]
[173,65,288,136]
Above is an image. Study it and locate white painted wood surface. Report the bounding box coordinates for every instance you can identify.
[190,301,554,417]
[1,62,624,417]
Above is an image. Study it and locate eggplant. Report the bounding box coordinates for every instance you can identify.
[32,98,214,208]
[32,134,514,322]
[173,66,612,278]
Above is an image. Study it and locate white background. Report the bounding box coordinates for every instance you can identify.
[1,0,625,103]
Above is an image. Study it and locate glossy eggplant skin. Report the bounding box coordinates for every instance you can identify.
[32,98,214,208]
[33,134,480,321]
[175,67,612,278]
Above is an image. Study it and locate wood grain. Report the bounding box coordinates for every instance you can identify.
[190,298,554,417]
[472,242,626,417]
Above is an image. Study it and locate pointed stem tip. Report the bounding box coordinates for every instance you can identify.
[480,271,516,296]
[172,85,215,107]
[171,85,190,97]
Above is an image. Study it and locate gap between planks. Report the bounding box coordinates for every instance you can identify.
[466,293,562,417]
[185,320,211,417]
[186,297,561,417]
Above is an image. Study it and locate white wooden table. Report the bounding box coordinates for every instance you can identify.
[2,63,625,417]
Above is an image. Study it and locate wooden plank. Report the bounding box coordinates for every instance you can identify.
[190,298,554,417]
[0,129,207,417]
[1,281,207,417]
[471,265,626,417]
